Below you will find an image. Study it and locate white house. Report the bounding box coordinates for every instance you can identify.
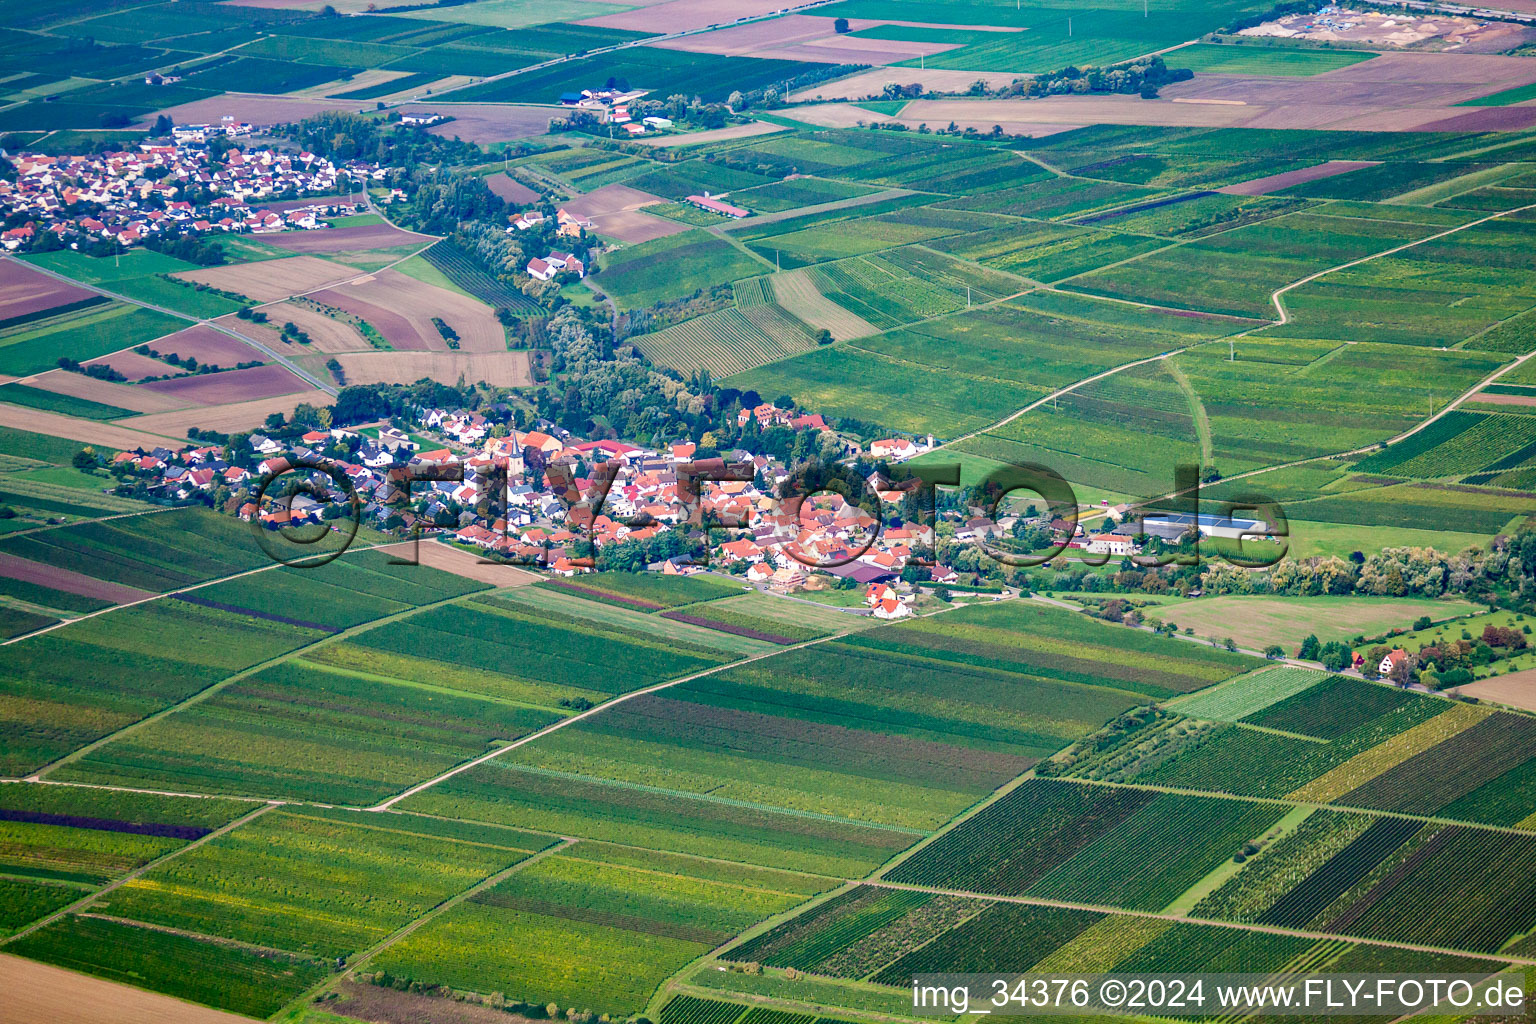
[1082,531,1137,557]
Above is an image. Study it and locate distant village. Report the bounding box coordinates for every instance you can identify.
[0,120,382,251]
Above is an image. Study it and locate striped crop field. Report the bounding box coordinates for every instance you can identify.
[632,304,816,376]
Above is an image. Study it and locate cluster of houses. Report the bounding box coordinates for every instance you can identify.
[510,208,594,236]
[0,128,383,251]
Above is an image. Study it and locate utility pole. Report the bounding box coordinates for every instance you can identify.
[1229,337,1235,361]
[967,285,971,307]
[1068,17,1073,34]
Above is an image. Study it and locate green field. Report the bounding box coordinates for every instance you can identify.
[1165,43,1377,76]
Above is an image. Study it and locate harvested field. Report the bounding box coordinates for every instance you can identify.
[486,173,540,205]
[1415,106,1536,132]
[0,260,96,322]
[654,15,960,63]
[333,351,532,387]
[1163,51,1536,108]
[399,103,556,144]
[149,326,267,367]
[0,550,154,604]
[25,370,195,414]
[377,540,542,587]
[579,0,803,32]
[261,223,434,257]
[261,194,354,213]
[781,36,962,64]
[310,269,504,352]
[1471,391,1536,408]
[133,96,359,130]
[138,364,312,404]
[0,406,181,448]
[790,68,1020,101]
[1459,670,1536,713]
[114,388,333,436]
[653,15,853,55]
[82,349,180,383]
[636,120,791,147]
[1220,161,1383,196]
[324,980,526,1024]
[0,953,261,1024]
[174,256,359,303]
[562,184,691,242]
[220,306,364,355]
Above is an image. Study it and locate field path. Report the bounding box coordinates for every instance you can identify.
[1166,359,1213,465]
[269,835,585,1018]
[940,346,1193,449]
[1268,201,1536,325]
[369,619,882,811]
[20,557,473,782]
[370,598,974,814]
[0,803,276,945]
[936,198,1536,490]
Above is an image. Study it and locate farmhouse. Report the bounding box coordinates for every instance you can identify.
[1380,648,1410,675]
[685,194,749,219]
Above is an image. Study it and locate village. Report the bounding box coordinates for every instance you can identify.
[0,120,380,251]
[93,392,1287,621]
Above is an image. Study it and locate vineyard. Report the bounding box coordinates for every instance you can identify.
[1351,411,1536,478]
[1244,676,1425,741]
[1192,809,1374,923]
[632,305,817,377]
[726,886,932,970]
[421,241,541,312]
[1023,792,1287,911]
[1173,666,1329,723]
[1335,711,1536,817]
[886,780,1155,894]
[1254,816,1423,929]
[809,255,968,329]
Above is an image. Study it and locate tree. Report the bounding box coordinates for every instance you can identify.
[1298,633,1321,660]
[1264,644,1284,660]
[814,328,832,345]
[72,446,97,470]
[834,16,850,32]
[153,114,173,136]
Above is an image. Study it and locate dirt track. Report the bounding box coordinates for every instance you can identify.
[0,953,263,1024]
